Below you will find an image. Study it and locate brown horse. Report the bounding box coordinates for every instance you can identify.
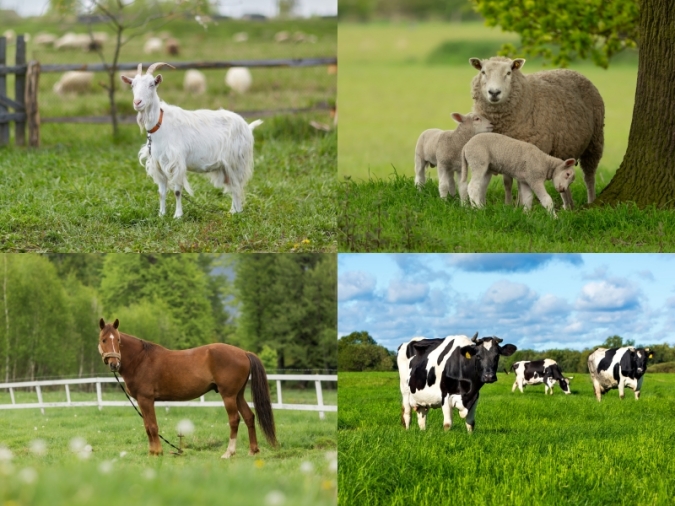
[98,318,277,458]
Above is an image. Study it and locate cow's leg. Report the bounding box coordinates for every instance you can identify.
[592,380,603,402]
[618,380,625,400]
[237,390,259,455]
[512,380,518,393]
[464,401,478,433]
[137,396,163,455]
[518,380,525,394]
[220,395,241,459]
[441,396,453,431]
[635,377,644,400]
[416,407,428,430]
[401,398,412,430]
[544,384,549,395]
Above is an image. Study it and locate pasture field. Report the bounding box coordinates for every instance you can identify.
[338,371,675,506]
[0,17,336,252]
[337,22,675,252]
[0,388,337,505]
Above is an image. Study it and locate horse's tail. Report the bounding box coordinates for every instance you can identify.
[246,352,278,448]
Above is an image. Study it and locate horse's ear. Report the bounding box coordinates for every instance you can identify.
[113,319,119,329]
[99,318,105,330]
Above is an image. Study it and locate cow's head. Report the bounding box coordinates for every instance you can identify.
[468,335,517,384]
[558,376,573,394]
[621,347,653,378]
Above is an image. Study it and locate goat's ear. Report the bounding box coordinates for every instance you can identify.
[469,58,482,71]
[113,319,119,329]
[120,75,133,85]
[154,74,163,86]
[99,318,105,330]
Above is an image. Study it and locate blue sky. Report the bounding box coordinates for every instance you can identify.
[338,254,675,351]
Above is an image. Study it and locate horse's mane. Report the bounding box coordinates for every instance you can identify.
[121,333,166,353]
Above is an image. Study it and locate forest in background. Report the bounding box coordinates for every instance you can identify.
[338,332,675,373]
[0,254,336,383]
[338,0,481,21]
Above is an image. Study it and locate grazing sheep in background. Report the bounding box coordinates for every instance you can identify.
[91,32,108,45]
[225,67,252,94]
[165,38,179,56]
[233,32,248,42]
[53,71,94,95]
[459,132,576,216]
[34,33,57,46]
[54,32,90,50]
[415,112,493,198]
[470,56,604,209]
[121,62,263,218]
[274,31,289,43]
[2,29,15,42]
[183,69,206,95]
[143,37,163,54]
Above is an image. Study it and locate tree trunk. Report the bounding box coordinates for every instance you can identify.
[595,0,675,207]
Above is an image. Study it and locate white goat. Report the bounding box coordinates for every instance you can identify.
[121,63,262,219]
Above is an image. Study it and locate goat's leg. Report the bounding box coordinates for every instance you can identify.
[173,184,184,219]
[157,173,168,217]
[230,185,244,214]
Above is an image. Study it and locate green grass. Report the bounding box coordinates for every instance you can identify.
[338,371,675,506]
[0,390,337,505]
[0,18,336,252]
[336,22,673,252]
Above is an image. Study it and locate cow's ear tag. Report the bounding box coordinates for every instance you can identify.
[649,353,653,359]
[465,351,472,359]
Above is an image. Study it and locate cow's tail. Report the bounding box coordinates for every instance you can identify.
[247,353,278,448]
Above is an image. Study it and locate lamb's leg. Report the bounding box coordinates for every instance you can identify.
[518,181,534,211]
[437,163,451,198]
[414,156,428,189]
[503,174,514,205]
[561,188,574,211]
[468,168,490,208]
[530,181,556,217]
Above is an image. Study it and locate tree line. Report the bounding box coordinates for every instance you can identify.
[339,332,675,373]
[0,254,336,383]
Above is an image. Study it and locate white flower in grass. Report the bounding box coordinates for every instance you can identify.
[0,447,13,462]
[119,451,127,458]
[299,461,314,474]
[176,419,194,436]
[69,437,86,453]
[265,490,286,506]
[98,460,114,474]
[142,468,156,480]
[29,439,47,456]
[19,467,38,484]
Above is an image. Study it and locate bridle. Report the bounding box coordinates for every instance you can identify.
[101,333,122,366]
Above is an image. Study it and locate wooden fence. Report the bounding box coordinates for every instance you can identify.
[0,32,336,147]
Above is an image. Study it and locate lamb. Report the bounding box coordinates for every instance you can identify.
[121,63,262,219]
[459,133,576,216]
[225,67,252,94]
[183,69,206,95]
[414,112,493,198]
[470,56,604,209]
[143,37,163,54]
[54,32,90,51]
[53,71,94,95]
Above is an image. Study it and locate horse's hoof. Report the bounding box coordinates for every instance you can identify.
[221,452,234,459]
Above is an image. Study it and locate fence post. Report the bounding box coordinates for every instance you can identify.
[25,61,40,147]
[65,384,71,405]
[96,381,102,411]
[9,387,15,404]
[14,34,25,146]
[314,379,325,420]
[276,380,283,405]
[36,385,44,415]
[0,36,8,146]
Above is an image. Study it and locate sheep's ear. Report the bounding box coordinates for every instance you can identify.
[120,75,133,85]
[99,318,106,330]
[469,58,482,71]
[564,158,575,167]
[154,74,163,86]
[512,58,526,70]
[451,112,465,124]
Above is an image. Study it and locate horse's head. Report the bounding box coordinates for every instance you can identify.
[98,318,122,372]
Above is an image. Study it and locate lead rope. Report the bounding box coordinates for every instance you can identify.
[112,372,183,454]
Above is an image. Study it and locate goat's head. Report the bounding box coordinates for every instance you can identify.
[120,62,175,112]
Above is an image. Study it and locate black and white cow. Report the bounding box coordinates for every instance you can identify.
[587,346,653,402]
[397,333,516,432]
[510,359,572,395]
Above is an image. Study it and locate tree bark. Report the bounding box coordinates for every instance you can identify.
[595,0,675,207]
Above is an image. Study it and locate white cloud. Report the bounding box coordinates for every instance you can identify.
[338,271,376,302]
[386,280,429,304]
[576,279,641,312]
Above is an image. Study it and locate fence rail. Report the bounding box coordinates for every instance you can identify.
[0,374,337,419]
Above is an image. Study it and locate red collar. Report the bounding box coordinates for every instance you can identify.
[147,108,163,134]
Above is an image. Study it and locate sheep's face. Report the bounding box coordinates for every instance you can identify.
[553,159,576,193]
[470,57,525,105]
[120,73,163,112]
[451,112,493,134]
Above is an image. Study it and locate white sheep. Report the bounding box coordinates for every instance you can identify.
[233,32,248,43]
[470,56,604,209]
[34,33,57,46]
[459,132,576,216]
[121,62,262,219]
[183,69,206,95]
[225,67,252,94]
[274,31,290,43]
[143,37,163,54]
[54,32,90,50]
[414,112,492,198]
[53,71,94,95]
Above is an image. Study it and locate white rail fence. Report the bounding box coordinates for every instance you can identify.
[0,374,337,419]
